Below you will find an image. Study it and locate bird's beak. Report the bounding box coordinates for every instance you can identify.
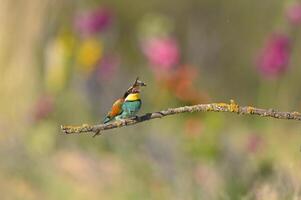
[134,77,146,87]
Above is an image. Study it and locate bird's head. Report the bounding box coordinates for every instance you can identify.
[123,77,146,98]
[133,77,146,87]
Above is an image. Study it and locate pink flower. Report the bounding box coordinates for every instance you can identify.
[286,3,301,25]
[97,55,119,80]
[257,34,291,78]
[33,94,54,121]
[246,134,263,153]
[74,7,112,36]
[142,37,180,71]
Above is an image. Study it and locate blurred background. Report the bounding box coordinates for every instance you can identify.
[1,0,301,199]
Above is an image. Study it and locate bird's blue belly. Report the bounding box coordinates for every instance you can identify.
[119,100,141,118]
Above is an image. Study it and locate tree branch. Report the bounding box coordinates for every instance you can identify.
[60,100,301,137]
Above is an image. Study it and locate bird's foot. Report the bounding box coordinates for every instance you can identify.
[129,115,139,121]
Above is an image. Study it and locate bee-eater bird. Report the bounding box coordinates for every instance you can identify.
[103,77,146,124]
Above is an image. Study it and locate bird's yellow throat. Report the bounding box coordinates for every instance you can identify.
[125,93,140,101]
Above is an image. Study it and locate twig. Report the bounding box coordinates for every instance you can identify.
[60,100,301,137]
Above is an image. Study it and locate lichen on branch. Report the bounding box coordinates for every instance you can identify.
[60,100,301,137]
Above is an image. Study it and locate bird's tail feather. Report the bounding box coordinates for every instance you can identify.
[103,116,112,124]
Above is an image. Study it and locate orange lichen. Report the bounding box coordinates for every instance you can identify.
[215,103,228,108]
[82,124,89,128]
[205,105,215,111]
[247,106,255,114]
[229,99,239,113]
[292,111,301,116]
[61,124,90,133]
